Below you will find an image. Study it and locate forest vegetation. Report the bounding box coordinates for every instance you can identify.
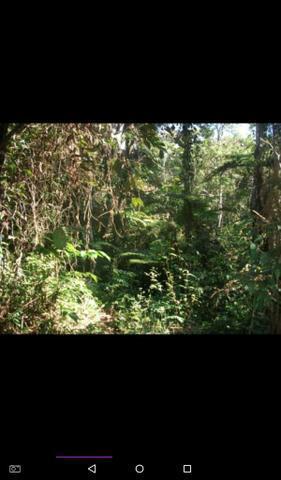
[0,123,280,334]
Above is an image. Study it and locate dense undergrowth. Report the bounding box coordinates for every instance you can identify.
[0,212,274,334]
[0,123,280,333]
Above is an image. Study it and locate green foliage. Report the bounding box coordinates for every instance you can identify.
[0,123,278,334]
[52,227,69,250]
[0,249,109,333]
[131,197,144,209]
[65,242,111,262]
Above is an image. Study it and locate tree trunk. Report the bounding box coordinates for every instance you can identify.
[218,185,223,228]
[251,123,267,240]
[181,124,194,239]
[250,124,281,332]
[268,124,281,332]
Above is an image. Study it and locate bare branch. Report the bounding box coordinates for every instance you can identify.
[252,210,269,223]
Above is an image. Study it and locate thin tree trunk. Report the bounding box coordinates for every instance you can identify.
[181,124,194,239]
[251,123,266,240]
[218,185,223,228]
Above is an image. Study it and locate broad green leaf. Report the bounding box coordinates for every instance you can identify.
[52,228,68,250]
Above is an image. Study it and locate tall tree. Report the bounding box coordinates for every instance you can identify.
[263,123,281,331]
[251,123,267,240]
[180,123,196,239]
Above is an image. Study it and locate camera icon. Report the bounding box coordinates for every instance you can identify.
[9,465,22,474]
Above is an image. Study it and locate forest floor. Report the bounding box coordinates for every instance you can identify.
[51,304,116,334]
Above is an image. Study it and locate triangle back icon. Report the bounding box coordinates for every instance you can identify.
[88,464,97,474]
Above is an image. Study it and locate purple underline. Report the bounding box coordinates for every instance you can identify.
[56,456,113,459]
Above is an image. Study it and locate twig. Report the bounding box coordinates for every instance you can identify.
[252,210,269,223]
